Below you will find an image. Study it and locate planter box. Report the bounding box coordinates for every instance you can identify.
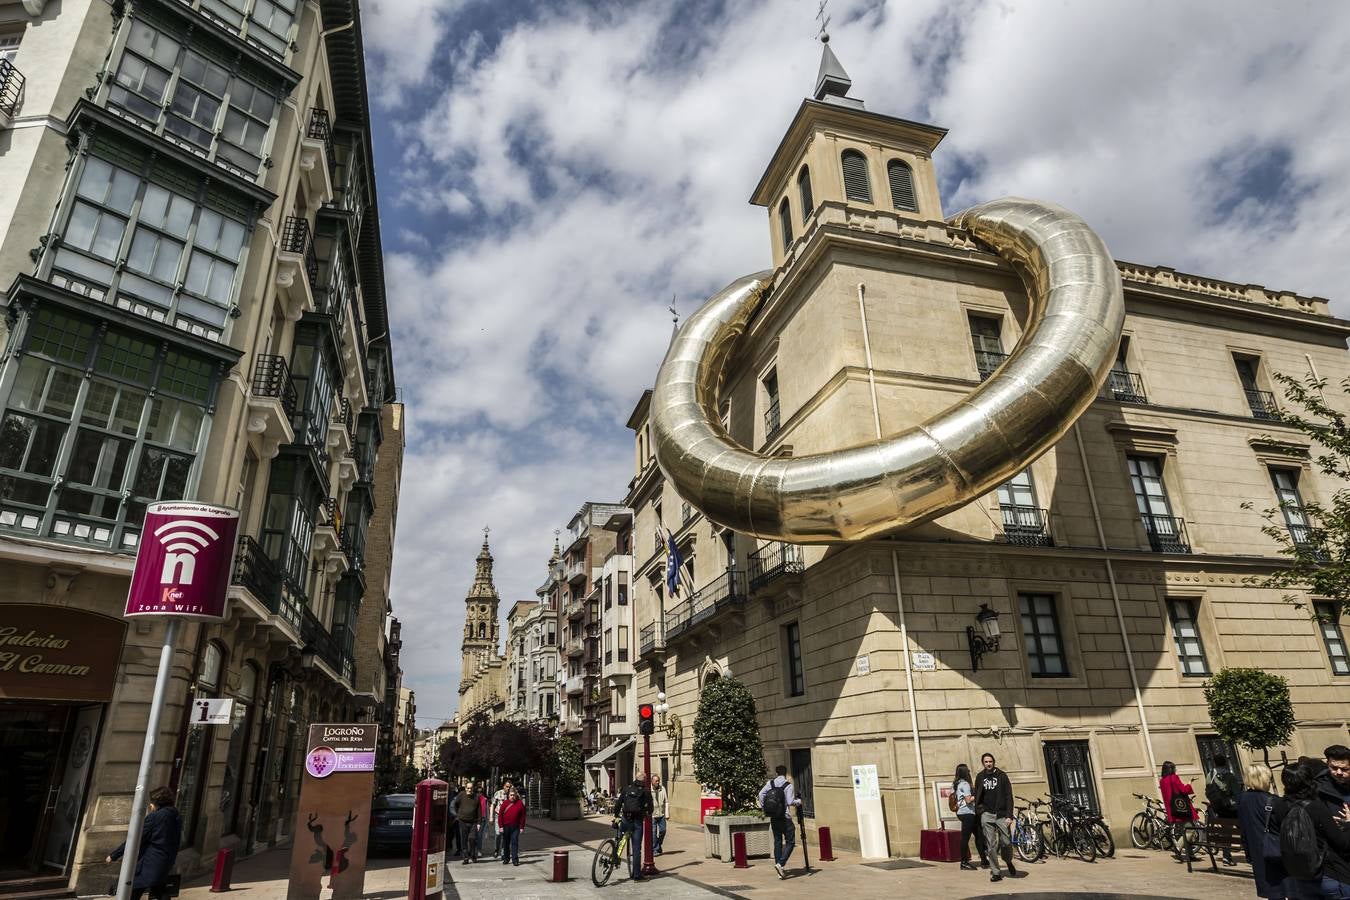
[704,815,773,862]
[553,797,582,820]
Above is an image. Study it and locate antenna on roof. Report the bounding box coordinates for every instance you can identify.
[816,0,831,42]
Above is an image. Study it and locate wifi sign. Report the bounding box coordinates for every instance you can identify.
[124,501,240,622]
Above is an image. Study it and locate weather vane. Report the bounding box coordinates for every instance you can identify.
[816,0,831,42]
[483,524,490,539]
[668,294,679,327]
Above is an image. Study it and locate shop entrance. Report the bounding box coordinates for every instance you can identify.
[0,702,103,882]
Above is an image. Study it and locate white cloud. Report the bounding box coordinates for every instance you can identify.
[373,0,1350,717]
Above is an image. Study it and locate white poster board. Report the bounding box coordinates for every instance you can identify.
[932,780,960,827]
[189,697,233,725]
[851,763,889,859]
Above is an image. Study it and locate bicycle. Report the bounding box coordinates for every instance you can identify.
[1054,794,1114,858]
[591,818,633,887]
[1129,793,1178,852]
[1035,796,1096,862]
[1012,796,1045,863]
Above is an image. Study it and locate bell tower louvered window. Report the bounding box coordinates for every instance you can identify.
[797,166,814,223]
[840,150,872,203]
[778,198,793,252]
[887,159,918,212]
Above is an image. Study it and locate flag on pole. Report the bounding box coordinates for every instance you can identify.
[665,530,684,598]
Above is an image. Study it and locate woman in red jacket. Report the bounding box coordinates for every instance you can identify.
[1159,761,1196,860]
[497,788,527,867]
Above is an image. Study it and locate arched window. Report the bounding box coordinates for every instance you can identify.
[778,198,793,252]
[797,165,814,223]
[887,159,918,212]
[478,622,485,638]
[840,149,872,203]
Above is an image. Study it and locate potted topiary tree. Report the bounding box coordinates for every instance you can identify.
[552,735,585,820]
[1203,667,1296,766]
[692,677,771,862]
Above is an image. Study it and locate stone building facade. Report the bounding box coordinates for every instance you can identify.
[458,535,505,719]
[626,48,1350,855]
[0,0,400,893]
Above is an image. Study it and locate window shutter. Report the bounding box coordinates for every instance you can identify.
[887,160,917,212]
[797,166,814,223]
[840,150,871,203]
[778,198,793,251]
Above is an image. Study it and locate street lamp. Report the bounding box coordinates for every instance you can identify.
[966,603,1001,672]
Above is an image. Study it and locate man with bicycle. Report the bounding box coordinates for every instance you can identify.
[615,778,653,881]
[974,753,1025,882]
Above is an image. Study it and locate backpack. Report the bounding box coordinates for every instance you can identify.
[762,782,787,819]
[948,791,960,814]
[1279,801,1325,880]
[1205,772,1238,817]
[620,784,645,819]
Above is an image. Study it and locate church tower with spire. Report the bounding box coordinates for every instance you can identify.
[459,529,501,697]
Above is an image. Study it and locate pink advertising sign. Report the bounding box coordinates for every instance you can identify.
[123,502,240,621]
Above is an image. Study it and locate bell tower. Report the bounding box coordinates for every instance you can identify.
[459,528,501,692]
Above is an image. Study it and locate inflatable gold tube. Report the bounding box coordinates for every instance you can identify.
[649,198,1125,543]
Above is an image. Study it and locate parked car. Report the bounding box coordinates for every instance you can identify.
[368,793,416,854]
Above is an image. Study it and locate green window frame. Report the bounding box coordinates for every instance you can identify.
[1019,592,1069,677]
[0,307,214,550]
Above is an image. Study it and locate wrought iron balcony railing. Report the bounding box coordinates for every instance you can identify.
[232,536,304,631]
[764,398,781,440]
[748,542,804,592]
[340,398,356,445]
[0,58,23,119]
[999,504,1053,546]
[975,349,1008,381]
[342,522,365,571]
[301,605,349,681]
[663,568,747,642]
[639,621,662,656]
[1246,389,1278,421]
[306,107,332,152]
[1108,369,1148,404]
[279,215,318,289]
[250,354,298,415]
[1141,513,1191,553]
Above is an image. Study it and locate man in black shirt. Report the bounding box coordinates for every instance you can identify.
[972,753,1023,882]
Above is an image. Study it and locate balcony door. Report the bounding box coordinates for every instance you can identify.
[1127,455,1184,550]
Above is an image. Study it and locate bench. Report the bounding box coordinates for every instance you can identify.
[1183,817,1250,876]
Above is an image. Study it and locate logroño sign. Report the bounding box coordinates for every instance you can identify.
[124,502,240,620]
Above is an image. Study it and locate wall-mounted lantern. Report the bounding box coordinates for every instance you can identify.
[966,603,1001,672]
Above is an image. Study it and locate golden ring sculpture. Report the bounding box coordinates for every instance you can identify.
[650,198,1125,543]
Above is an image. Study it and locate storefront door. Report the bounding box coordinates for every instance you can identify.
[0,703,82,879]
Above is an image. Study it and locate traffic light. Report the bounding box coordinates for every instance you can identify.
[638,702,655,735]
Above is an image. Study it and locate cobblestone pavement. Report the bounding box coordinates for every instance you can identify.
[161,812,1257,899]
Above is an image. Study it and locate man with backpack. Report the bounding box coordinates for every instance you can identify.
[758,766,801,879]
[1280,758,1350,898]
[1205,753,1243,864]
[615,778,653,881]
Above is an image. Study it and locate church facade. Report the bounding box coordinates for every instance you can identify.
[623,42,1350,855]
[458,534,507,719]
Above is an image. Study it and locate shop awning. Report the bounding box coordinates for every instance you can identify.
[585,736,636,768]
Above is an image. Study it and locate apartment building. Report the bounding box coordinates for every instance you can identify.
[584,507,637,793]
[627,46,1350,854]
[393,684,416,766]
[0,0,398,893]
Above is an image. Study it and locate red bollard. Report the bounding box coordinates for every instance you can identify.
[209,848,234,892]
[552,849,569,882]
[733,831,749,869]
[817,826,835,861]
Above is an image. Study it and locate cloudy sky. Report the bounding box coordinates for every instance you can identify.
[360,0,1350,726]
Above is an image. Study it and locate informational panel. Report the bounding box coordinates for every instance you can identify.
[851,763,889,859]
[124,502,239,620]
[189,698,233,725]
[932,780,959,827]
[287,724,379,900]
[408,779,448,898]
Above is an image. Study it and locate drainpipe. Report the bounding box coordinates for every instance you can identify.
[892,549,928,831]
[1072,424,1157,775]
[857,283,882,440]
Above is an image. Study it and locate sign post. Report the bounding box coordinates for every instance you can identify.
[408,779,448,899]
[287,724,380,899]
[117,502,239,900]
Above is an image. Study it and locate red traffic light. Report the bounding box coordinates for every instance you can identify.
[638,702,655,735]
[639,703,654,719]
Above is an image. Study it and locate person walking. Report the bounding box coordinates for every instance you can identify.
[1279,760,1350,899]
[973,753,1022,883]
[448,784,464,858]
[615,778,653,881]
[651,774,669,856]
[497,787,527,867]
[456,783,482,864]
[105,787,181,900]
[490,780,512,859]
[1316,745,1350,819]
[1207,752,1244,864]
[759,765,802,879]
[1237,763,1295,900]
[474,782,490,859]
[1160,760,1197,861]
[952,763,987,871]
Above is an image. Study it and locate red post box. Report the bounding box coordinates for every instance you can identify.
[408,778,449,899]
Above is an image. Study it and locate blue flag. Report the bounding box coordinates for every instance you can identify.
[665,531,683,597]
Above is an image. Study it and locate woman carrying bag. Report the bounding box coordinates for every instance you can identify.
[1237,763,1294,900]
[1160,761,1197,861]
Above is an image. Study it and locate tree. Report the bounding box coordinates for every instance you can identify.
[692,677,766,813]
[1203,667,1296,765]
[1244,373,1350,619]
[554,736,584,799]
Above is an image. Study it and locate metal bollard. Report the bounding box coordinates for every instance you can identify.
[818,826,835,861]
[209,848,234,892]
[552,849,569,882]
[733,831,749,869]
